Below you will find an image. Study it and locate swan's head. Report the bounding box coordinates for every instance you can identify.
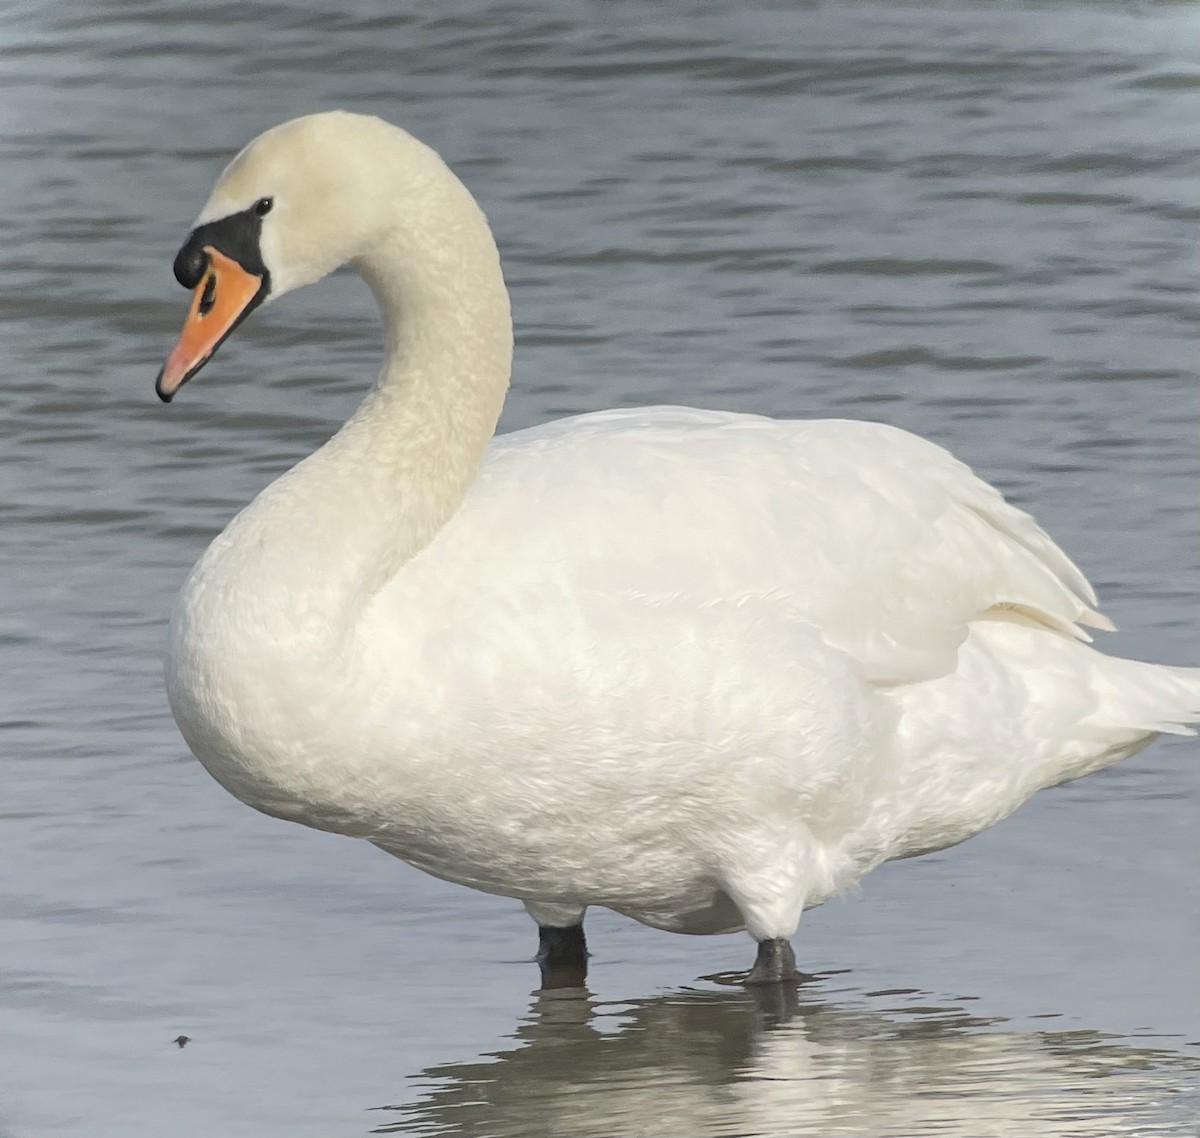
[155,111,447,401]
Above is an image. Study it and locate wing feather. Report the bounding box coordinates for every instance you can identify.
[424,408,1108,684]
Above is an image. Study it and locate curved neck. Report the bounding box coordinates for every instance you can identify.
[232,182,513,606]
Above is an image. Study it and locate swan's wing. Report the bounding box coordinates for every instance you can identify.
[415,408,1106,685]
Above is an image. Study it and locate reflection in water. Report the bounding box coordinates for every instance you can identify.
[373,982,1199,1137]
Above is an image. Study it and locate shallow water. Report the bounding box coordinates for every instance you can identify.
[0,1,1197,1135]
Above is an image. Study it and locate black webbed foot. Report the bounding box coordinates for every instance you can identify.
[536,923,588,989]
[744,937,799,985]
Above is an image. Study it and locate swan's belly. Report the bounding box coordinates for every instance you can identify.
[195,730,753,933]
[168,548,893,937]
[368,826,747,935]
[172,673,790,936]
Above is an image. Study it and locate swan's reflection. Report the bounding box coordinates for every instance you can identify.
[372,980,1199,1136]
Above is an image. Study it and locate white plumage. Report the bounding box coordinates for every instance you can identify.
[157,112,1198,979]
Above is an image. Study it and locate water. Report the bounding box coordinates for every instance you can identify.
[1,1,1197,1134]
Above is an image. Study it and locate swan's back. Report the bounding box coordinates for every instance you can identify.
[395,408,1105,686]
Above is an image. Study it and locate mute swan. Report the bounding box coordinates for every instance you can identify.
[156,112,1198,985]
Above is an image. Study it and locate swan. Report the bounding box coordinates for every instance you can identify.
[155,111,1199,985]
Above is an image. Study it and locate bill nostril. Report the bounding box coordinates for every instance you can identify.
[198,274,217,315]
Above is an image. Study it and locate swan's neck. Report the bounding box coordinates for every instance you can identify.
[219,181,512,611]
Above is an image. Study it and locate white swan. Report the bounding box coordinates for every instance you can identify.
[156,112,1199,984]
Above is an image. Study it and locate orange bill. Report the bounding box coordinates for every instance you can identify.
[156,247,266,401]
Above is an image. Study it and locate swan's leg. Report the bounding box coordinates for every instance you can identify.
[745,938,798,985]
[537,923,588,968]
[523,900,588,988]
[720,861,806,986]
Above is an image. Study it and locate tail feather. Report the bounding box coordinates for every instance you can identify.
[879,625,1195,862]
[1090,659,1200,738]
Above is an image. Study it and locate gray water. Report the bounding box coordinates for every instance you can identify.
[1,1,1198,1135]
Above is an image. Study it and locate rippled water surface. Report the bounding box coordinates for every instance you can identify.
[1,1,1197,1135]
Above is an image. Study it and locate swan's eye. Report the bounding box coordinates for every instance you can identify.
[254,197,274,217]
